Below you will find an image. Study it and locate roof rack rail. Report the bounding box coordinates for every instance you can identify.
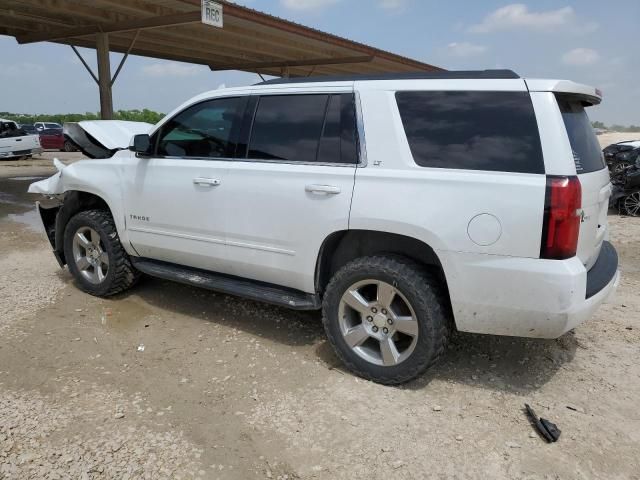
[255,69,520,85]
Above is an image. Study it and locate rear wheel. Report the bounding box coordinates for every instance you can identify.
[322,256,451,385]
[63,209,139,296]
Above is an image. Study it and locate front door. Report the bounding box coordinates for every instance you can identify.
[123,96,246,273]
[222,92,359,293]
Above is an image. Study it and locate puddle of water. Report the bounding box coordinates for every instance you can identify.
[0,176,46,226]
[7,176,46,181]
[99,299,154,332]
[7,209,43,233]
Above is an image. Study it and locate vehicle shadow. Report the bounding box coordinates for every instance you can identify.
[315,328,579,394]
[116,277,578,393]
[125,276,326,348]
[409,330,578,393]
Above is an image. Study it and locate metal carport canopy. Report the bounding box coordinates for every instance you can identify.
[0,0,441,118]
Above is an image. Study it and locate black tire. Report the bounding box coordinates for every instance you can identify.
[63,139,76,152]
[322,255,451,385]
[63,209,139,296]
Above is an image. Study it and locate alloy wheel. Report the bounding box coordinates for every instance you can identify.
[72,226,109,284]
[338,279,419,367]
[623,192,640,217]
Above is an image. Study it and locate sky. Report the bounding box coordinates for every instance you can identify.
[0,0,638,125]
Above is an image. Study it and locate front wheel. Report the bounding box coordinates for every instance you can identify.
[322,256,451,385]
[63,209,139,296]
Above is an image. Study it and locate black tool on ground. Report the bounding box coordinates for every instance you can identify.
[525,403,561,443]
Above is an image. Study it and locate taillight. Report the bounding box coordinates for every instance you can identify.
[540,175,582,260]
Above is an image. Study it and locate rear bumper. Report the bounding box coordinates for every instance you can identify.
[439,243,620,339]
[586,241,618,298]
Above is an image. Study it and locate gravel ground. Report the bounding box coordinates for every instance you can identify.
[0,151,639,480]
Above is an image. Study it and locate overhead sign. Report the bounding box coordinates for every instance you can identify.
[202,0,223,28]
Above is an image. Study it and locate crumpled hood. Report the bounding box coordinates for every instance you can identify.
[78,120,152,150]
[65,120,153,159]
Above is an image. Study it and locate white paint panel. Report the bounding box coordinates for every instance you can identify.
[222,161,355,293]
[352,88,546,258]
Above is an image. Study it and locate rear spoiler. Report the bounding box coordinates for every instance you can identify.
[63,120,153,159]
[525,79,602,106]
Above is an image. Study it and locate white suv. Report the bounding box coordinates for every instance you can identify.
[29,70,620,384]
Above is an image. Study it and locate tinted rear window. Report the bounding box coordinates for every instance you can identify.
[556,98,605,174]
[395,91,544,174]
[249,94,328,163]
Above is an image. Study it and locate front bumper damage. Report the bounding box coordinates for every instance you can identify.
[36,200,65,267]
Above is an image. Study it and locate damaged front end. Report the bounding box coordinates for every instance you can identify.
[64,120,153,159]
[29,160,68,267]
[28,120,149,268]
[36,201,65,267]
[32,188,114,269]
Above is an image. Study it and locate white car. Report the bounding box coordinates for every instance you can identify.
[29,70,620,384]
[0,119,42,159]
[34,121,63,131]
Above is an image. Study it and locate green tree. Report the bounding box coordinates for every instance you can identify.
[0,110,164,125]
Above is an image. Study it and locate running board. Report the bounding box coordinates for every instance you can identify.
[131,258,321,310]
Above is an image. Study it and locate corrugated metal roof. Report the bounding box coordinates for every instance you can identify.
[0,0,441,77]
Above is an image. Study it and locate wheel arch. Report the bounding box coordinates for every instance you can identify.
[315,229,450,300]
[53,190,120,265]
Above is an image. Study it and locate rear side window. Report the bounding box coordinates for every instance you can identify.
[395,91,544,174]
[249,94,327,163]
[247,93,358,164]
[556,98,605,174]
[317,94,358,164]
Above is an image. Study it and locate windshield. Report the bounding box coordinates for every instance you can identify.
[557,97,605,174]
[45,123,62,129]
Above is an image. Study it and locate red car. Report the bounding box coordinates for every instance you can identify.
[39,127,65,150]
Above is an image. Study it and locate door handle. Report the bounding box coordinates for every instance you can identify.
[305,184,341,195]
[193,177,221,187]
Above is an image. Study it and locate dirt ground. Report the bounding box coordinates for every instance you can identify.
[1,148,639,480]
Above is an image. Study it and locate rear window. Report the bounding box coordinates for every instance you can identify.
[556,98,605,174]
[247,94,358,164]
[45,123,61,129]
[395,91,544,174]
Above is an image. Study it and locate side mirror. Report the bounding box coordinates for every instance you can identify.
[130,134,151,155]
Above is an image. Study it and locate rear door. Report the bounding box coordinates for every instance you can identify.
[556,97,610,269]
[222,90,358,293]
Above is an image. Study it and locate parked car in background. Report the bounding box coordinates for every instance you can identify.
[603,140,640,173]
[20,123,38,135]
[34,121,63,132]
[610,155,640,216]
[39,127,65,150]
[0,119,42,159]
